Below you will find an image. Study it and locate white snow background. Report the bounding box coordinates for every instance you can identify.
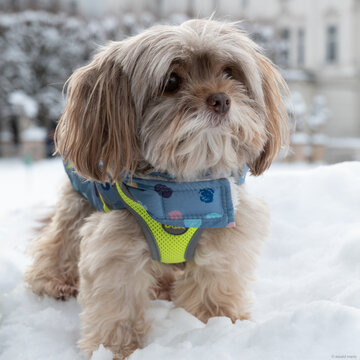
[1,158,360,360]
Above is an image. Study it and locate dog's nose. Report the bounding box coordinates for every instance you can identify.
[206,93,231,115]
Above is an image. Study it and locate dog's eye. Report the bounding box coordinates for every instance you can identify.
[223,67,233,78]
[164,73,181,94]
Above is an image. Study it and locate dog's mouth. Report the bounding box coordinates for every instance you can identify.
[206,112,231,128]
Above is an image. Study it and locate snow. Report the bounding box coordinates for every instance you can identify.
[1,159,360,359]
[308,95,330,131]
[290,92,307,117]
[311,134,328,145]
[328,138,360,149]
[291,132,309,144]
[8,90,38,119]
[21,126,47,142]
[91,345,113,360]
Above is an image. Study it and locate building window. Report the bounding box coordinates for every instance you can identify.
[279,28,291,68]
[297,28,305,66]
[326,25,338,63]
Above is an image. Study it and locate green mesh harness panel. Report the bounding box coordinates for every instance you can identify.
[115,182,203,263]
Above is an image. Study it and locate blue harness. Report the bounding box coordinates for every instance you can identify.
[65,161,248,263]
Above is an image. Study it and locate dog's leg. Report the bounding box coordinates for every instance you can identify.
[77,210,156,359]
[173,195,269,323]
[24,181,93,300]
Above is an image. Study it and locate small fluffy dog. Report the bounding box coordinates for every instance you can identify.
[25,19,288,359]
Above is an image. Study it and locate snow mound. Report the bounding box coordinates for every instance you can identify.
[91,345,113,360]
[1,159,360,359]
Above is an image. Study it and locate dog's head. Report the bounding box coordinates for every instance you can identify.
[56,19,289,182]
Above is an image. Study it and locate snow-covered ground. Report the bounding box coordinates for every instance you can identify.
[1,159,360,360]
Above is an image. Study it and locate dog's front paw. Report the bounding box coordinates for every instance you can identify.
[54,282,78,301]
[82,344,138,360]
[112,346,137,360]
[24,268,78,300]
[190,306,251,324]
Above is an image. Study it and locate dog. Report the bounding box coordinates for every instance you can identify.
[24,19,289,359]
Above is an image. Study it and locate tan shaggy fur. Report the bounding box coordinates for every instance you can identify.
[25,19,289,359]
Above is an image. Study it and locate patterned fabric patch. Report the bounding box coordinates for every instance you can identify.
[101,183,110,191]
[184,219,202,228]
[154,184,173,198]
[199,188,214,203]
[168,210,183,220]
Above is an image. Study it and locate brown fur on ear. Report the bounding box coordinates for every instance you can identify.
[55,43,139,183]
[249,54,289,176]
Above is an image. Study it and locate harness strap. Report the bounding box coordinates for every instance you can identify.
[99,193,111,213]
[114,181,203,263]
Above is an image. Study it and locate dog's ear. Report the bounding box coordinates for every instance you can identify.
[248,54,289,176]
[55,43,139,182]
